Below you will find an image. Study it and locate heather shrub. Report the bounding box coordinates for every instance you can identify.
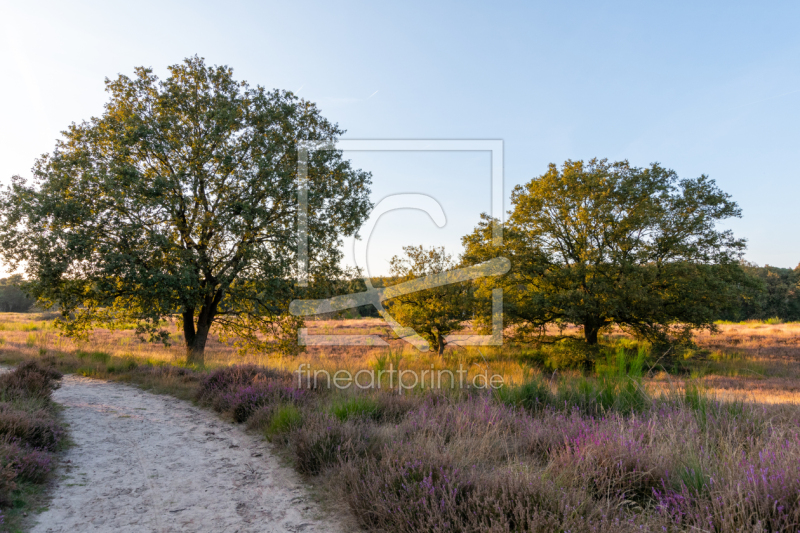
[341,442,651,533]
[196,365,287,400]
[520,409,600,463]
[0,405,65,452]
[0,361,65,514]
[163,357,800,531]
[549,418,669,504]
[372,392,420,423]
[228,382,308,423]
[655,435,800,532]
[0,441,54,484]
[0,463,16,508]
[289,413,376,475]
[0,361,62,400]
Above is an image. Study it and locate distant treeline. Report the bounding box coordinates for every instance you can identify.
[720,262,800,322]
[0,275,35,313]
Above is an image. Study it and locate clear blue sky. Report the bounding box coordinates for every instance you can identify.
[2,0,799,276]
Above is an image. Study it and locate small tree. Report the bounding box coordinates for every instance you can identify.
[384,246,469,354]
[0,57,372,364]
[463,158,750,348]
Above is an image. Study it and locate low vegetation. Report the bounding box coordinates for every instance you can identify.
[0,313,799,532]
[0,360,65,530]
[196,360,800,532]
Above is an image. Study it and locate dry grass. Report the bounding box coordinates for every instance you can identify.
[1,313,800,405]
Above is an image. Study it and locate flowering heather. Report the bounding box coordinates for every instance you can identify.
[196,362,800,532]
[0,361,65,511]
[223,381,309,423]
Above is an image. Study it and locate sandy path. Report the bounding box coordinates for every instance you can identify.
[31,374,344,533]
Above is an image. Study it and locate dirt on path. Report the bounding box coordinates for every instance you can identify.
[31,374,345,533]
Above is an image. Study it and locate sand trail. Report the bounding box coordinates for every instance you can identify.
[31,374,342,533]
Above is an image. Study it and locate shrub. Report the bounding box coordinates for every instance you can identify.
[0,361,62,401]
[289,414,375,476]
[0,361,64,512]
[195,365,290,406]
[341,442,646,533]
[0,406,65,452]
[549,421,669,505]
[0,441,53,484]
[234,382,307,423]
[0,462,16,507]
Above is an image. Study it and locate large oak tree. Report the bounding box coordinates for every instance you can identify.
[463,158,749,349]
[0,57,372,364]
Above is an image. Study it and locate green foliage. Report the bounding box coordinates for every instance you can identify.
[720,262,800,322]
[0,56,372,365]
[330,396,379,421]
[384,246,469,354]
[0,275,35,313]
[266,404,303,438]
[495,377,553,411]
[463,158,750,349]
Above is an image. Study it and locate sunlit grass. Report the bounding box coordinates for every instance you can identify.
[1,312,800,404]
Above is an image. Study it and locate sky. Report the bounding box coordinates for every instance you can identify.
[1,0,799,277]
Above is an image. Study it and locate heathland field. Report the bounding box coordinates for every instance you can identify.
[2,312,800,532]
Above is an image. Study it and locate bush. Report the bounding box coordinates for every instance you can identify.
[228,382,308,423]
[195,365,290,407]
[0,463,16,508]
[341,442,646,533]
[0,406,65,452]
[289,414,375,476]
[0,361,65,511]
[0,361,62,401]
[0,441,54,484]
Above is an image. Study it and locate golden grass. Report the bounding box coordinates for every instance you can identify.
[2,313,800,404]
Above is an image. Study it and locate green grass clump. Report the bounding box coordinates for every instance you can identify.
[495,377,553,411]
[266,404,303,438]
[75,351,111,364]
[330,396,379,421]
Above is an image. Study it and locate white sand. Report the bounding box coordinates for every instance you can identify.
[30,374,344,533]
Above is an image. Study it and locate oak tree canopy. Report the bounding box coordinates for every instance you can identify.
[0,57,373,364]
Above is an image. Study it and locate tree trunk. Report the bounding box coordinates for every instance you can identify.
[183,310,213,366]
[437,332,445,355]
[182,289,224,366]
[583,320,601,345]
[183,310,204,366]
